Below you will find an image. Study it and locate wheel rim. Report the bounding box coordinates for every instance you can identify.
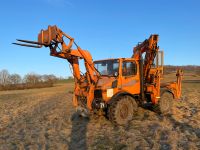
[108,96,138,125]
[115,97,134,125]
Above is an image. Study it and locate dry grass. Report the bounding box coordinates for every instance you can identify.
[0,74,200,150]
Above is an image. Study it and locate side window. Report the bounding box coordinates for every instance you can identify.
[122,61,137,76]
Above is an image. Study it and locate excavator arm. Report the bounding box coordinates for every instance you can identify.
[132,34,183,103]
[132,34,159,82]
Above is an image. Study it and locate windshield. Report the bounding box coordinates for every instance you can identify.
[94,59,119,76]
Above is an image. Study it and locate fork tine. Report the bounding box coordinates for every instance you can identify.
[16,39,44,45]
[12,43,42,48]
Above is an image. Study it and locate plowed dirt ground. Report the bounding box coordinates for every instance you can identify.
[0,73,200,150]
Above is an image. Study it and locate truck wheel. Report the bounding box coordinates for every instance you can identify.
[108,95,138,125]
[154,92,173,115]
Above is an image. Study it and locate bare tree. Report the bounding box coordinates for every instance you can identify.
[9,74,21,84]
[0,69,10,85]
[24,73,40,84]
[0,70,59,91]
[42,74,57,83]
[68,76,74,79]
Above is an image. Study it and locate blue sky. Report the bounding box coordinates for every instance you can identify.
[0,0,200,77]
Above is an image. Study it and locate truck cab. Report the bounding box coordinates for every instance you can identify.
[94,58,140,104]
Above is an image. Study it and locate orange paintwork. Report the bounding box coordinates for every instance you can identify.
[14,25,183,112]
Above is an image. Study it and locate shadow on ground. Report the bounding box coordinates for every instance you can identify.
[69,113,90,150]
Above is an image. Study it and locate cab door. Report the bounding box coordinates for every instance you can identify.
[121,59,140,94]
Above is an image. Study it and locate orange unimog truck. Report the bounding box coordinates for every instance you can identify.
[14,25,183,125]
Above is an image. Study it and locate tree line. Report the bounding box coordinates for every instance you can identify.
[0,69,59,91]
[1,65,199,91]
[164,65,200,75]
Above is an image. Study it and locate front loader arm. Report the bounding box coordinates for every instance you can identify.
[13,25,100,110]
[13,25,100,81]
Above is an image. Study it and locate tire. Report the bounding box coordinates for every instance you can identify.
[108,95,138,125]
[154,91,173,115]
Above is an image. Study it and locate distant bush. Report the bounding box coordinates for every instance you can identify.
[0,82,53,91]
[57,78,74,83]
[164,65,200,75]
[0,69,64,91]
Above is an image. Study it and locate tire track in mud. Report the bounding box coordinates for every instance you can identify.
[0,82,200,149]
[0,91,66,130]
[87,103,200,150]
[0,93,74,150]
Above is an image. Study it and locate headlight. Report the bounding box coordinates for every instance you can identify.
[107,88,113,97]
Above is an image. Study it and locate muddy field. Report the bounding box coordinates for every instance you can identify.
[0,73,200,150]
